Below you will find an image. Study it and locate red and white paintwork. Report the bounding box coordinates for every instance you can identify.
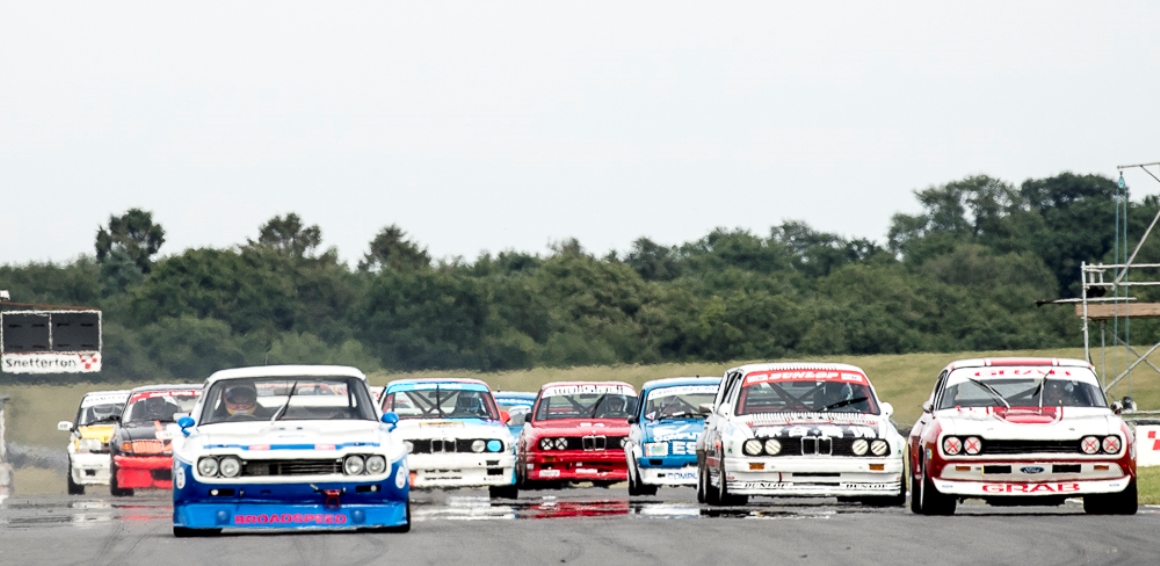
[518,382,636,485]
[908,358,1137,515]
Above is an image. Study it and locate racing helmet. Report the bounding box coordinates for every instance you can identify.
[453,392,485,416]
[142,396,176,420]
[224,382,258,415]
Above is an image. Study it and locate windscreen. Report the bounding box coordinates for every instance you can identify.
[123,390,201,425]
[534,384,637,421]
[939,372,1107,410]
[736,370,879,415]
[384,386,500,421]
[643,385,717,420]
[77,392,128,426]
[200,377,376,424]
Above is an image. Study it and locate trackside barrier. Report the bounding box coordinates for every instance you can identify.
[1133,424,1160,467]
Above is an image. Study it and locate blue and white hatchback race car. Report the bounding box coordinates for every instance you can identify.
[624,377,720,496]
[172,365,409,537]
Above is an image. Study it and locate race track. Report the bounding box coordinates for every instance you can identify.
[1,486,1155,566]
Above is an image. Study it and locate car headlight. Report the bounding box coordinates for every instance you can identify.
[78,439,102,452]
[1102,436,1122,454]
[963,436,981,455]
[219,456,242,478]
[870,439,889,456]
[344,455,365,475]
[365,455,387,475]
[763,439,782,456]
[539,437,553,451]
[486,440,503,452]
[403,440,414,453]
[552,437,567,450]
[472,440,486,453]
[197,457,219,477]
[743,439,763,456]
[851,439,868,456]
[942,436,961,456]
[643,442,669,457]
[620,437,629,448]
[1081,436,1100,454]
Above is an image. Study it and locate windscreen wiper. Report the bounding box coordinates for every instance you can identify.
[271,381,300,422]
[819,397,869,412]
[966,378,1010,410]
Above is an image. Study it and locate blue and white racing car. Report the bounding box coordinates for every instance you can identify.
[172,365,409,536]
[494,391,537,438]
[624,377,720,496]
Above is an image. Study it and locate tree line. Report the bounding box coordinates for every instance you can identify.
[4,172,1157,382]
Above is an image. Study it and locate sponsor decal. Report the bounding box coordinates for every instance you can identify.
[128,390,200,403]
[646,385,718,400]
[419,421,465,428]
[1020,466,1045,475]
[981,483,1081,494]
[542,384,635,397]
[577,468,598,474]
[81,392,127,408]
[175,465,186,489]
[234,513,348,526]
[395,465,407,489]
[397,382,486,392]
[744,370,866,385]
[752,425,877,439]
[665,471,697,480]
[539,469,561,478]
[650,423,701,442]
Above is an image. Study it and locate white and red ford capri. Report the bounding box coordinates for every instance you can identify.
[909,357,1136,515]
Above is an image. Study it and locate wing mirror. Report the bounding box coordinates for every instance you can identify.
[1112,401,1124,415]
[880,402,894,418]
[177,416,195,437]
[381,412,400,431]
[57,421,73,432]
[627,414,639,424]
[698,403,714,416]
[921,401,932,414]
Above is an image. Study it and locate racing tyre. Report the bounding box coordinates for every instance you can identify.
[700,460,720,505]
[109,465,133,497]
[917,462,955,515]
[908,468,922,514]
[66,464,84,495]
[1084,479,1138,515]
[172,527,221,538]
[489,484,519,500]
[716,457,748,506]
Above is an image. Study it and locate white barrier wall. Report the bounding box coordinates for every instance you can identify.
[1134,425,1160,467]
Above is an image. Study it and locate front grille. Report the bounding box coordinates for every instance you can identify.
[979,439,1082,455]
[407,438,499,454]
[242,459,342,476]
[754,436,876,457]
[129,440,168,455]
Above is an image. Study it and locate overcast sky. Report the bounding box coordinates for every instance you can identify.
[2,2,1159,266]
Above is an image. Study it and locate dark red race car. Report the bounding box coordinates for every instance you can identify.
[108,384,201,495]
[518,381,637,488]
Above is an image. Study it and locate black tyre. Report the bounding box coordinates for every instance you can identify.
[716,457,748,506]
[172,527,221,538]
[918,463,955,515]
[109,465,133,497]
[909,467,922,514]
[700,460,721,505]
[489,484,519,500]
[1084,479,1138,515]
[66,464,84,496]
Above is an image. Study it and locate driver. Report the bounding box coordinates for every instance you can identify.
[450,392,487,418]
[594,395,629,418]
[222,382,262,419]
[141,396,179,421]
[815,382,855,412]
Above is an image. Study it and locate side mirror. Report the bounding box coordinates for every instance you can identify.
[627,414,639,424]
[177,416,195,437]
[57,421,73,432]
[921,401,932,413]
[499,410,511,424]
[1112,401,1124,415]
[381,412,400,431]
[698,403,714,415]
[880,402,894,418]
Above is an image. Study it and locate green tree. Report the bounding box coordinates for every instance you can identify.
[95,208,165,273]
[358,225,431,272]
[247,213,324,258]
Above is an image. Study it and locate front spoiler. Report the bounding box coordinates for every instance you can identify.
[114,455,173,489]
[638,464,698,486]
[932,475,1133,496]
[70,452,112,486]
[174,501,408,530]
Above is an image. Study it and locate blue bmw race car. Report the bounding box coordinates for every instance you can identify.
[624,377,721,496]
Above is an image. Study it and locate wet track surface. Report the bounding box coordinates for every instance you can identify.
[2,487,1158,565]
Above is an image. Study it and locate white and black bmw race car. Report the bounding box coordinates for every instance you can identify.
[698,363,905,506]
[909,357,1137,515]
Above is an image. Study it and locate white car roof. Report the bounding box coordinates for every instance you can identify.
[205,365,367,387]
[726,362,868,375]
[944,357,1092,371]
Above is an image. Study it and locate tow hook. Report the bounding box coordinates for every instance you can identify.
[323,489,342,509]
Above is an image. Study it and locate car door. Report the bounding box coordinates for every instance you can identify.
[909,369,948,472]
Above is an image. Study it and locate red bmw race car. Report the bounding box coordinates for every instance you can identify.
[909,358,1136,515]
[109,385,202,495]
[518,382,637,487]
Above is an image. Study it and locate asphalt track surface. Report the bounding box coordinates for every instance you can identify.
[1,486,1156,566]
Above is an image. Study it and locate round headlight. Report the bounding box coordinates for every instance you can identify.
[487,440,503,452]
[942,436,961,456]
[1102,436,1122,454]
[743,439,763,456]
[620,437,629,448]
[871,439,889,456]
[403,440,414,453]
[539,437,553,451]
[851,439,869,456]
[197,457,219,477]
[963,436,981,455]
[365,455,387,475]
[1081,435,1100,455]
[553,437,567,450]
[763,438,782,456]
[219,456,242,478]
[344,455,366,475]
[472,440,486,453]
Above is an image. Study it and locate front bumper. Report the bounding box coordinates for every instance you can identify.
[407,453,516,488]
[172,459,410,531]
[722,456,903,497]
[70,452,112,486]
[933,475,1133,497]
[114,455,173,489]
[638,464,698,486]
[525,450,627,482]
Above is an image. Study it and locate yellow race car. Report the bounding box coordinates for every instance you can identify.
[57,390,129,495]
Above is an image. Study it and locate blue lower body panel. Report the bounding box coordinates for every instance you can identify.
[173,458,409,531]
